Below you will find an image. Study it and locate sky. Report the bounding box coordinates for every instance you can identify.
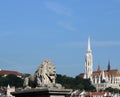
[0,0,120,77]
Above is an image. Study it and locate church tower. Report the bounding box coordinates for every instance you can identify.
[84,37,93,79]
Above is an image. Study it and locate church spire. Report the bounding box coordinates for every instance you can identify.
[87,37,91,52]
[84,36,93,79]
[108,60,111,71]
[97,65,101,72]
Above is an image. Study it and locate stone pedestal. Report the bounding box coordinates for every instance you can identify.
[12,88,72,97]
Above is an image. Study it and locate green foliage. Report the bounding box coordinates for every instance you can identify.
[56,74,75,88]
[56,74,96,91]
[105,87,120,93]
[0,74,23,88]
[0,77,8,86]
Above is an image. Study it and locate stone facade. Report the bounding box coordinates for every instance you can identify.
[84,37,93,79]
[92,65,120,90]
[12,60,72,97]
[80,37,120,90]
[23,60,62,89]
[12,88,72,97]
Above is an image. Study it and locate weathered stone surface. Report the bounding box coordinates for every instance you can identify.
[12,60,72,97]
[12,87,72,97]
[23,60,63,89]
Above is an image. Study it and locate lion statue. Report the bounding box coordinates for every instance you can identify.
[23,60,62,89]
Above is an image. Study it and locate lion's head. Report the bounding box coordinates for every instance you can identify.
[44,60,56,82]
[24,60,62,89]
[35,60,56,84]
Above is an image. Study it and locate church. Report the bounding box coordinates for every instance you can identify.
[80,37,120,91]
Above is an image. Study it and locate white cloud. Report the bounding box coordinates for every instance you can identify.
[45,1,71,16]
[44,1,76,32]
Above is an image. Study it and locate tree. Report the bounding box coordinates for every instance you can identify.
[56,74,75,88]
[0,74,23,88]
[56,74,96,91]
[0,77,8,86]
[105,87,120,93]
[6,74,23,87]
[75,76,96,91]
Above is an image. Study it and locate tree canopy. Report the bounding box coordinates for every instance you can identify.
[56,74,96,91]
[105,87,120,93]
[0,74,23,88]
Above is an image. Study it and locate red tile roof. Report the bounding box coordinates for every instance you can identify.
[86,92,111,96]
[104,69,120,76]
[92,69,120,77]
[80,69,120,78]
[0,69,21,76]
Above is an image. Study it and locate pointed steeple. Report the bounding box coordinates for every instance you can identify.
[97,65,101,72]
[108,60,111,71]
[7,84,10,89]
[84,36,93,79]
[87,36,91,52]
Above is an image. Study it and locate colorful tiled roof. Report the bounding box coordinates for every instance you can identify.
[92,69,120,77]
[104,69,120,76]
[80,69,120,78]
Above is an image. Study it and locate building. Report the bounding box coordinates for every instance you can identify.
[0,69,21,78]
[86,92,112,97]
[71,90,112,97]
[80,37,120,90]
[6,84,15,97]
[84,37,93,80]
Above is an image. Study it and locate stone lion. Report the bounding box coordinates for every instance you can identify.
[23,60,62,89]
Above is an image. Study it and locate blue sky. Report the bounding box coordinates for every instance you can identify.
[0,0,120,77]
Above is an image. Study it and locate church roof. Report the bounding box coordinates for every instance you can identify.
[104,69,120,76]
[97,65,101,72]
[92,71,101,77]
[92,69,120,77]
[80,69,120,78]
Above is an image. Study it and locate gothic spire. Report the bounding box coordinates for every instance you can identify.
[87,37,91,52]
[97,65,101,72]
[84,36,93,79]
[108,60,111,71]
